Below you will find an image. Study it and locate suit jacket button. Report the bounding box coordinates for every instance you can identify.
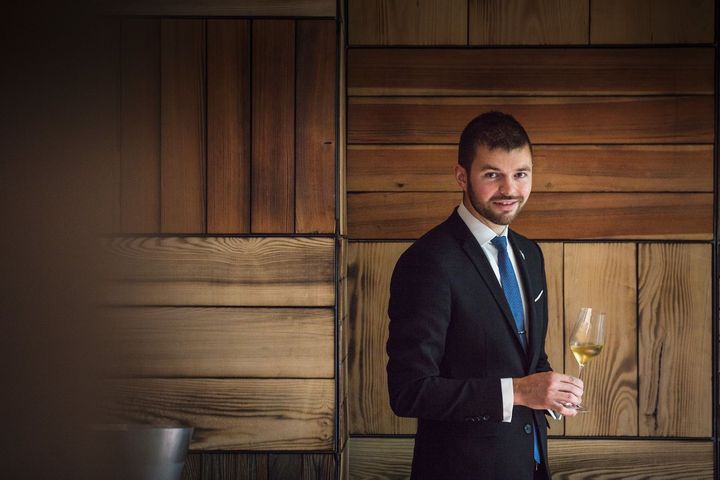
[524,424,533,434]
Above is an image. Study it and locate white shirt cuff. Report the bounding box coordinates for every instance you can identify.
[500,378,514,422]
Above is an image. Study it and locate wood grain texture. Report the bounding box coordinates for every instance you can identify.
[113,0,336,17]
[339,446,349,480]
[103,237,335,306]
[469,0,589,45]
[348,96,714,144]
[348,242,416,435]
[347,192,713,240]
[339,0,348,236]
[120,18,160,234]
[160,19,206,234]
[591,0,715,44]
[252,20,295,233]
[296,20,336,233]
[563,243,637,436]
[638,244,712,437]
[348,0,467,46]
[348,48,715,96]
[269,454,302,480]
[106,307,334,377]
[347,438,714,479]
[104,378,334,450]
[347,145,714,193]
[538,243,564,436]
[207,20,250,234]
[183,453,269,480]
[302,454,335,480]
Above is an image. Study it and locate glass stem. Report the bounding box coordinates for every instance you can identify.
[578,363,585,382]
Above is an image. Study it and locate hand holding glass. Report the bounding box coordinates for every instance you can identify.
[568,307,605,413]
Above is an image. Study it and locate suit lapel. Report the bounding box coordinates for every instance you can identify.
[509,232,541,370]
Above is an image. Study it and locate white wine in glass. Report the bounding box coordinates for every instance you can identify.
[569,307,605,413]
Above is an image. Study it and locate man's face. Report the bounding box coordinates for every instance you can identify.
[454,144,533,233]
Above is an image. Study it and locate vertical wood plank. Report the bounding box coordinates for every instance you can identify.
[564,243,637,436]
[296,20,336,233]
[252,20,295,233]
[639,244,712,437]
[207,19,251,233]
[469,0,589,45]
[538,242,564,436]
[268,454,302,480]
[348,0,467,45]
[348,242,416,434]
[302,454,335,480]
[120,18,160,233]
[182,453,201,480]
[160,19,206,233]
[338,0,347,236]
[591,0,715,44]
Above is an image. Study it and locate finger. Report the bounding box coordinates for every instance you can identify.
[555,402,577,417]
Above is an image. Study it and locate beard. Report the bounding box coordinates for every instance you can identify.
[466,182,527,227]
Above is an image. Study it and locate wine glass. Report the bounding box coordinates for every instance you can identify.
[568,307,605,413]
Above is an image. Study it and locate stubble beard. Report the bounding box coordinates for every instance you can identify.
[466,182,526,227]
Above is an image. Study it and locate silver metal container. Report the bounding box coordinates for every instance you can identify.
[93,424,193,480]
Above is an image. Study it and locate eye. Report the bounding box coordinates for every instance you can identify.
[515,171,529,179]
[484,172,499,179]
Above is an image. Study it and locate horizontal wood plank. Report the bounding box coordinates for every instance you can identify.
[103,237,335,306]
[469,0,589,45]
[348,438,714,479]
[348,96,714,145]
[104,378,334,450]
[638,244,712,437]
[348,48,714,96]
[591,0,715,44]
[111,0,335,17]
[347,192,713,240]
[347,145,713,192]
[106,307,334,377]
[348,0,467,45]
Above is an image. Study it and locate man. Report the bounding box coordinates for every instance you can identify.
[386,111,583,479]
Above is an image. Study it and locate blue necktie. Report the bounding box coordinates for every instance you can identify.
[491,236,540,465]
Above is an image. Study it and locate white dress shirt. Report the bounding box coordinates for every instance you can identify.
[456,202,528,422]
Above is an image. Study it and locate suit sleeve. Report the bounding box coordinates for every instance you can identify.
[386,247,504,422]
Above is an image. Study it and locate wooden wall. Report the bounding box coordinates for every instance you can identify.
[105,4,340,478]
[344,0,716,478]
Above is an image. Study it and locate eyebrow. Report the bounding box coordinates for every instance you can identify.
[477,165,532,171]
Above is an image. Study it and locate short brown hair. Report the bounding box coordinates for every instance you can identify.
[458,111,532,170]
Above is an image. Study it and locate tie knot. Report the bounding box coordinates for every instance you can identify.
[491,236,508,251]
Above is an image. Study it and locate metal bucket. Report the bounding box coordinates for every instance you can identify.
[92,424,193,480]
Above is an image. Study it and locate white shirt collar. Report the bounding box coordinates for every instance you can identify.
[457,202,508,247]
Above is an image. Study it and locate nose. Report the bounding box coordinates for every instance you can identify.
[499,177,515,196]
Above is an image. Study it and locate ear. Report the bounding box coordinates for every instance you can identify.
[454,164,468,192]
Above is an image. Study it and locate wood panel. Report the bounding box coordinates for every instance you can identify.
[348,0,467,46]
[348,48,715,96]
[252,20,295,233]
[103,237,335,306]
[347,192,713,240]
[348,96,714,144]
[638,244,712,437]
[339,0,348,235]
[469,0,589,45]
[120,18,160,233]
[160,19,205,234]
[296,20,336,233]
[591,0,715,44]
[207,20,250,234]
[104,378,334,450]
[563,244,637,436]
[538,242,564,433]
[347,437,714,479]
[347,145,714,193]
[113,0,336,17]
[183,453,335,480]
[107,307,334,377]
[348,242,416,435]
